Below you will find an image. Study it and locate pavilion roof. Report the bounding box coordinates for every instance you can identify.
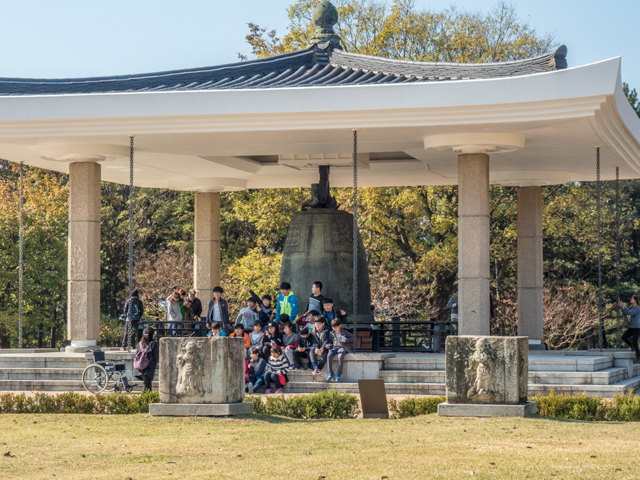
[0,43,567,96]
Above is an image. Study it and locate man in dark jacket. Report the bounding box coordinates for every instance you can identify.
[183,289,203,334]
[122,290,144,350]
[206,286,231,335]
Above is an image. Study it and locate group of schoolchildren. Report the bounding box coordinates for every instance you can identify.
[205,281,355,394]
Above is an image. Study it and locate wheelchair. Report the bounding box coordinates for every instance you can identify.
[82,348,136,394]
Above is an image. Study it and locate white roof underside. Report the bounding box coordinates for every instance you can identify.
[0,57,638,190]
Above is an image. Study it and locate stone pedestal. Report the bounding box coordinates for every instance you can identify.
[517,186,544,342]
[457,154,491,335]
[66,162,101,352]
[194,192,221,308]
[438,335,535,417]
[150,336,252,416]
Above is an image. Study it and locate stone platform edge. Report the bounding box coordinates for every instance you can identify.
[149,402,253,417]
[437,401,536,418]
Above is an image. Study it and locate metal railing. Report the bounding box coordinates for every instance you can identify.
[140,318,208,338]
[134,316,457,352]
[347,318,458,353]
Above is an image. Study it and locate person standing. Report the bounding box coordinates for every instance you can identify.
[121,290,144,351]
[165,284,180,316]
[135,327,159,392]
[183,289,203,334]
[276,282,298,323]
[619,295,640,361]
[167,291,182,336]
[206,286,231,335]
[447,293,459,322]
[305,281,325,316]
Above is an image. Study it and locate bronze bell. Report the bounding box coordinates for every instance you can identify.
[279,166,371,323]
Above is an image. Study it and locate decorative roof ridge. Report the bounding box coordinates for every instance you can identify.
[329,45,568,70]
[0,47,316,84]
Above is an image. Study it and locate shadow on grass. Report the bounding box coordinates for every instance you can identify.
[531,414,627,424]
[240,414,344,424]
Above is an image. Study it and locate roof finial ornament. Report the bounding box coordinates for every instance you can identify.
[309,1,342,49]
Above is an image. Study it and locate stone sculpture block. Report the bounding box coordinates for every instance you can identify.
[445,335,528,405]
[159,336,245,404]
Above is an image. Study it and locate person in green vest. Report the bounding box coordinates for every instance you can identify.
[276,282,298,324]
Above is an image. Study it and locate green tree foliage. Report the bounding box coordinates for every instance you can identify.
[0,161,68,348]
[244,0,554,61]
[623,82,640,118]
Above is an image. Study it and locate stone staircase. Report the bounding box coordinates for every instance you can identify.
[0,351,154,392]
[0,349,639,398]
[284,350,640,398]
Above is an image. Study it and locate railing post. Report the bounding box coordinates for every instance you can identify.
[391,316,401,350]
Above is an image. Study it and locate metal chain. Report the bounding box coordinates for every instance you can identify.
[18,162,24,349]
[596,147,603,351]
[352,129,358,353]
[615,166,622,348]
[128,136,134,351]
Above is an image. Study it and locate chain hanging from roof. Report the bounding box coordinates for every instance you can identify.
[615,166,622,348]
[128,136,134,351]
[18,161,24,349]
[352,129,358,352]
[596,147,604,351]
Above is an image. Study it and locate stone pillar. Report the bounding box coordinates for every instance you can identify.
[458,154,491,335]
[67,162,101,351]
[194,192,221,307]
[517,186,544,342]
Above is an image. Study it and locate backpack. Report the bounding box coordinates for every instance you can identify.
[127,299,141,321]
[133,341,154,370]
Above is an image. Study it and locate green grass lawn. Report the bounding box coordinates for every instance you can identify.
[0,413,637,479]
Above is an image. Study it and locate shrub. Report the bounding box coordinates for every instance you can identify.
[388,396,445,418]
[0,391,159,415]
[247,390,360,419]
[534,391,607,421]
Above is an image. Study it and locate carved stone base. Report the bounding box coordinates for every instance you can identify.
[149,402,253,417]
[437,401,536,418]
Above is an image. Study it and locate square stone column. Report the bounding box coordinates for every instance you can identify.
[517,186,544,342]
[194,192,221,307]
[67,162,101,350]
[458,154,491,335]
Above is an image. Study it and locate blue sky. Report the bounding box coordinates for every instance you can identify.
[1,0,638,90]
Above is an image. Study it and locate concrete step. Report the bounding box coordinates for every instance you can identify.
[0,379,158,392]
[528,367,628,386]
[0,368,84,380]
[528,355,613,372]
[379,370,445,383]
[383,356,445,371]
[283,381,446,395]
[528,376,640,398]
[0,356,88,369]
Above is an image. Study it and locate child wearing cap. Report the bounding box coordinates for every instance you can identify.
[261,321,283,360]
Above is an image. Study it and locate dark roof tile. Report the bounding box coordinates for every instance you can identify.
[0,44,567,96]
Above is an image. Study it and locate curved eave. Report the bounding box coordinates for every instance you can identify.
[0,56,637,189]
[0,58,617,127]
